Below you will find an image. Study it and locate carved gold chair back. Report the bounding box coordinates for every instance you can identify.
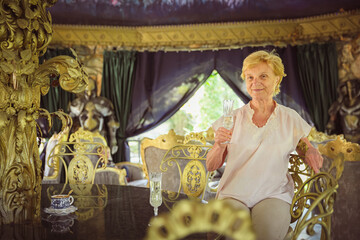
[140,129,184,184]
[47,128,108,185]
[141,130,214,202]
[159,132,213,201]
[146,199,256,240]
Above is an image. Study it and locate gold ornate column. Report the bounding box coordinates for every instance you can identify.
[0,0,87,224]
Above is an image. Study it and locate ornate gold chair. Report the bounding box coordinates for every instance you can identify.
[140,129,184,184]
[141,130,213,201]
[288,155,342,240]
[317,137,360,240]
[159,132,213,201]
[47,128,126,185]
[286,129,358,240]
[146,199,256,240]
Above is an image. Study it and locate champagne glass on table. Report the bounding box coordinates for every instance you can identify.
[149,172,162,216]
[222,99,234,144]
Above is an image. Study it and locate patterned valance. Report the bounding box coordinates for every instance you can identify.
[51,10,360,51]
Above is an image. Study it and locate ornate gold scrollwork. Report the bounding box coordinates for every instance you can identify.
[159,132,212,205]
[146,199,255,240]
[182,160,206,197]
[290,172,338,240]
[0,0,88,224]
[318,136,360,162]
[288,154,311,223]
[47,128,108,185]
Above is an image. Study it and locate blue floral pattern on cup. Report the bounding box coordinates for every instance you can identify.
[51,195,74,209]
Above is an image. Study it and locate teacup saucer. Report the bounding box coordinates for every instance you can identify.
[44,205,77,216]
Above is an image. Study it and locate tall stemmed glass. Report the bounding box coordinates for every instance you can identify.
[222,99,234,144]
[149,172,162,216]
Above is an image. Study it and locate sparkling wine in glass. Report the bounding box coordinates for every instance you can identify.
[149,172,162,216]
[222,99,234,144]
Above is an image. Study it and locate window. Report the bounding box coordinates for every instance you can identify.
[128,70,244,163]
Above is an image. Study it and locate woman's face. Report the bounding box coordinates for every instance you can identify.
[244,62,279,101]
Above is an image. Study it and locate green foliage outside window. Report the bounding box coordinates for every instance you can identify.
[129,70,243,163]
[167,70,242,135]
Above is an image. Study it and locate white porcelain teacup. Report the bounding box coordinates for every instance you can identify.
[51,195,74,209]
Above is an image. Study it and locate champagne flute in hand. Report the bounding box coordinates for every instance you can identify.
[149,172,162,216]
[222,99,234,144]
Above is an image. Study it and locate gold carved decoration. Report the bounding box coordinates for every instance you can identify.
[307,127,342,143]
[51,10,360,51]
[181,160,206,197]
[318,136,360,162]
[47,128,108,185]
[159,132,212,200]
[290,172,339,240]
[140,129,184,182]
[42,110,72,182]
[0,0,88,224]
[288,154,312,224]
[146,199,256,240]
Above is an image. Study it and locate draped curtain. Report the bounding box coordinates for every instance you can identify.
[127,51,215,140]
[40,48,76,135]
[296,43,338,131]
[102,51,137,163]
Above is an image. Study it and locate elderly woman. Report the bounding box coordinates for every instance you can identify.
[206,50,323,240]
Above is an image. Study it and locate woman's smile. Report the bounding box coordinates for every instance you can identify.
[244,62,279,100]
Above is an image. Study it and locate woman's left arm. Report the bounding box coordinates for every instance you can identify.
[296,137,323,173]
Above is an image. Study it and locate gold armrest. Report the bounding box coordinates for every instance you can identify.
[291,172,338,240]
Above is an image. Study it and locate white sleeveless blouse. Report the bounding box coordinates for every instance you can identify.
[212,102,311,208]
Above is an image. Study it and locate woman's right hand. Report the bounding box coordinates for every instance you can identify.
[214,127,233,146]
[207,127,232,171]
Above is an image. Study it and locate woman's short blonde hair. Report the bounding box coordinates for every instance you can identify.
[241,50,287,96]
